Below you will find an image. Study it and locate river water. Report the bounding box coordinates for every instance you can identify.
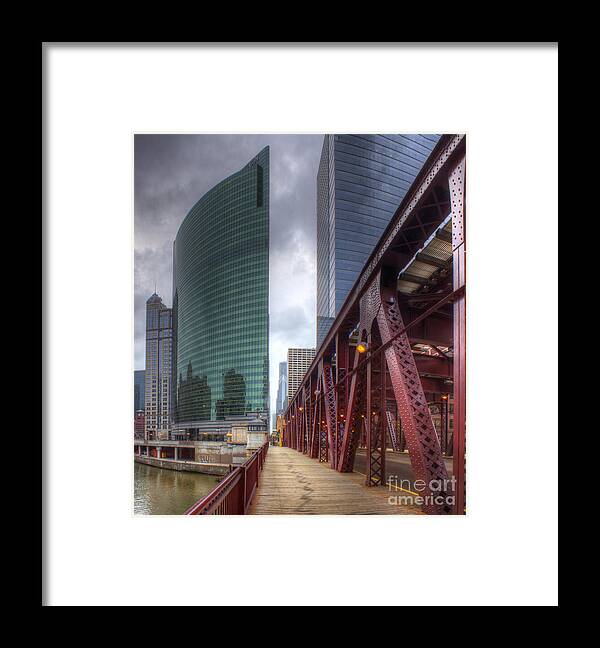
[134,462,221,515]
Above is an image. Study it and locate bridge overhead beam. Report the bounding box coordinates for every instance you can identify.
[413,354,452,377]
[405,312,452,347]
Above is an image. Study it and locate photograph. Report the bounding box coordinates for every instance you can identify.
[133,133,466,515]
[44,42,557,607]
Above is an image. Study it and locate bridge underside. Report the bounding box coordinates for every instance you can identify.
[281,134,466,515]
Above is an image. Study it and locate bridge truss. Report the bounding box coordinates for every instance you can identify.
[282,134,466,515]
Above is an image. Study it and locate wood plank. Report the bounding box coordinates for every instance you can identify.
[249,447,423,515]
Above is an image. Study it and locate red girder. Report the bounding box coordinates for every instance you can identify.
[309,386,319,458]
[322,364,337,468]
[302,385,311,455]
[337,354,366,474]
[386,410,400,452]
[365,351,386,486]
[450,155,466,514]
[377,278,452,514]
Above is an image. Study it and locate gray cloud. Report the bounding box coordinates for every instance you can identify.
[135,134,323,417]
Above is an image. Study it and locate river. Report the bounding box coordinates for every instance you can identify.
[134,461,221,515]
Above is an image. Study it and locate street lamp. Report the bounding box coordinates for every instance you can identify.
[356,341,368,354]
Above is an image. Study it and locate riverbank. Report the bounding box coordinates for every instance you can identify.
[134,454,230,476]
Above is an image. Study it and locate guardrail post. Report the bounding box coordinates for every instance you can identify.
[241,465,247,514]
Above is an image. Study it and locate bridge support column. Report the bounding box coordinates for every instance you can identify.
[377,277,452,514]
[450,155,466,514]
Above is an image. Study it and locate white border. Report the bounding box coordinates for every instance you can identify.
[45,44,558,606]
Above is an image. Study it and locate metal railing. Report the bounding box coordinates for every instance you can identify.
[184,442,269,515]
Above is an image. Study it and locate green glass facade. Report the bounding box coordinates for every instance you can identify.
[172,147,269,425]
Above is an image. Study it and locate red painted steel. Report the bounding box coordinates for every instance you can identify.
[281,134,466,514]
[185,442,269,515]
[386,411,400,452]
[322,363,337,468]
[450,156,466,514]
[337,347,364,473]
[376,276,452,514]
[317,390,328,463]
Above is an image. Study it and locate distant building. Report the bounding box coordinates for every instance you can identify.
[316,134,441,347]
[276,361,287,415]
[134,369,145,413]
[144,293,173,440]
[246,415,268,450]
[287,348,315,402]
[134,411,145,439]
[171,147,270,438]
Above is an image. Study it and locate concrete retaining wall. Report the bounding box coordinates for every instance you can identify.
[134,454,230,476]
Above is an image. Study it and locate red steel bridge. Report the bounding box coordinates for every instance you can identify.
[281,134,466,515]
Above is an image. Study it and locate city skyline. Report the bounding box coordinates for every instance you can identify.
[135,135,323,419]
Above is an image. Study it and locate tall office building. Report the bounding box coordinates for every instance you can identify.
[287,348,315,402]
[316,134,440,346]
[172,147,269,435]
[275,361,287,414]
[144,293,173,440]
[134,369,145,413]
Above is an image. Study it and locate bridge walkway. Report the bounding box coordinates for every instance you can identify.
[249,446,423,515]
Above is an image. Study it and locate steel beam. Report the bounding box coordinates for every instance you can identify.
[450,155,466,515]
[375,271,453,514]
[322,363,337,468]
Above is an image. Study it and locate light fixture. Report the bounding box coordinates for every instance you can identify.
[356,341,368,354]
[348,327,360,346]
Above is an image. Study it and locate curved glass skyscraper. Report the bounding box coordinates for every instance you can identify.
[172,147,269,428]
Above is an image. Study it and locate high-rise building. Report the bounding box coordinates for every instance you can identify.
[144,293,173,440]
[275,361,287,415]
[316,134,441,346]
[287,348,315,402]
[172,147,269,435]
[134,369,145,413]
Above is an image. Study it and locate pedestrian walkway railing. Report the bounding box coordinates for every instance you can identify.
[184,442,269,515]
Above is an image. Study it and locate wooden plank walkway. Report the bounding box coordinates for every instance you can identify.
[249,447,423,515]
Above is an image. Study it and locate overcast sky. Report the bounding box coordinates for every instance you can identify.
[134,134,323,417]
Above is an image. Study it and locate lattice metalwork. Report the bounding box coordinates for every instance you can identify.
[386,411,400,451]
[302,386,311,454]
[376,276,452,514]
[338,366,366,473]
[366,354,385,487]
[318,395,328,463]
[309,390,319,458]
[322,363,337,468]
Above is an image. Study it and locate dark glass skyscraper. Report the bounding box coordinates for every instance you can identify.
[316,134,440,347]
[172,147,269,429]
